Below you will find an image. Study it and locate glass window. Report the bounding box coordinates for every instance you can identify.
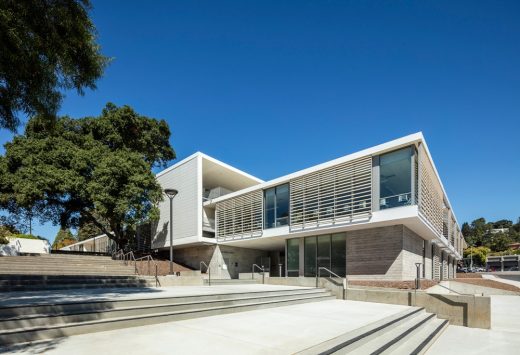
[317,235,331,271]
[264,184,290,228]
[331,233,346,277]
[379,147,412,209]
[304,237,317,277]
[287,239,299,277]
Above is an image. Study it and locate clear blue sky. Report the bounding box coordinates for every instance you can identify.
[1,0,519,242]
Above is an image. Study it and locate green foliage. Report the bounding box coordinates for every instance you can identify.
[0,0,109,131]
[77,211,108,241]
[463,246,490,266]
[10,234,43,240]
[1,103,175,246]
[463,217,520,250]
[0,225,13,244]
[52,228,76,249]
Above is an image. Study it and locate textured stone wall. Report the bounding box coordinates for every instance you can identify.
[402,227,425,280]
[346,225,404,280]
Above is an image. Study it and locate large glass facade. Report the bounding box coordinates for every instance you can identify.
[286,238,299,277]
[331,233,347,276]
[264,184,289,229]
[379,147,413,209]
[302,233,346,277]
[304,237,317,277]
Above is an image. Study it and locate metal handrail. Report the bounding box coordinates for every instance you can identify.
[200,261,211,286]
[135,255,160,287]
[113,249,160,287]
[316,267,347,299]
[112,249,124,260]
[252,264,265,284]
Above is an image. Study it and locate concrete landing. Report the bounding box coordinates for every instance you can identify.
[2,296,410,354]
[427,295,520,354]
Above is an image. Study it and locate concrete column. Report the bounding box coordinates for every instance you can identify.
[501,257,504,272]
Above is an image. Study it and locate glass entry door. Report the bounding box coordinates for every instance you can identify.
[304,233,346,277]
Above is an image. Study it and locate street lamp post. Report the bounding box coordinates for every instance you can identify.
[164,188,179,274]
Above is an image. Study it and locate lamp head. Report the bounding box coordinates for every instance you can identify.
[164,188,179,199]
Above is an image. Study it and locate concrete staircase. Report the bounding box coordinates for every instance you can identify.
[298,307,449,355]
[0,254,154,291]
[0,287,334,346]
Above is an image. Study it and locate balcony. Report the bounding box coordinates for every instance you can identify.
[203,186,233,202]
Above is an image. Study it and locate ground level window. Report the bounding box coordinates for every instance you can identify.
[286,238,299,277]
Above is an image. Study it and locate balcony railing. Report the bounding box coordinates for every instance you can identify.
[379,192,412,210]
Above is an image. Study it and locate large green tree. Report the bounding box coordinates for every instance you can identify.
[52,228,76,249]
[0,0,109,131]
[0,103,175,247]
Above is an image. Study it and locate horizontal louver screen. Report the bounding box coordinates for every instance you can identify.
[216,190,263,241]
[289,156,372,230]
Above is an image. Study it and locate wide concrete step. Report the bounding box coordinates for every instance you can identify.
[0,288,325,319]
[297,305,449,355]
[0,288,333,346]
[0,290,331,330]
[204,279,260,285]
[0,274,156,292]
[389,318,449,354]
[350,312,436,354]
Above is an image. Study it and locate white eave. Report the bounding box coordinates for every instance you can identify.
[155,151,264,184]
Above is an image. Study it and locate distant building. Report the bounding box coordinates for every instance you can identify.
[491,228,509,234]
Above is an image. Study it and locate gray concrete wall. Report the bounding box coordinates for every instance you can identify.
[173,244,268,279]
[345,287,490,329]
[266,277,345,299]
[440,281,520,296]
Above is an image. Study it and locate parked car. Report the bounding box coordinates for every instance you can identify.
[457,267,467,273]
[507,267,519,271]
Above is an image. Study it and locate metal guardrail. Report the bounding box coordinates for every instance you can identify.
[252,264,265,284]
[200,261,211,286]
[316,266,347,299]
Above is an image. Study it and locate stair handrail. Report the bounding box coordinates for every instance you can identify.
[317,266,347,300]
[112,249,124,260]
[135,254,160,287]
[252,264,265,284]
[200,261,211,286]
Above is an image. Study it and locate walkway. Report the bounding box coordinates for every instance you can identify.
[427,295,520,354]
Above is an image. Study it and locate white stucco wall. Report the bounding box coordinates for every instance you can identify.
[0,237,50,256]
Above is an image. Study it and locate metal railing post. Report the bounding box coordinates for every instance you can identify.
[200,261,210,286]
[252,264,265,284]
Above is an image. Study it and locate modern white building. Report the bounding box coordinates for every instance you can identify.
[150,132,465,281]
